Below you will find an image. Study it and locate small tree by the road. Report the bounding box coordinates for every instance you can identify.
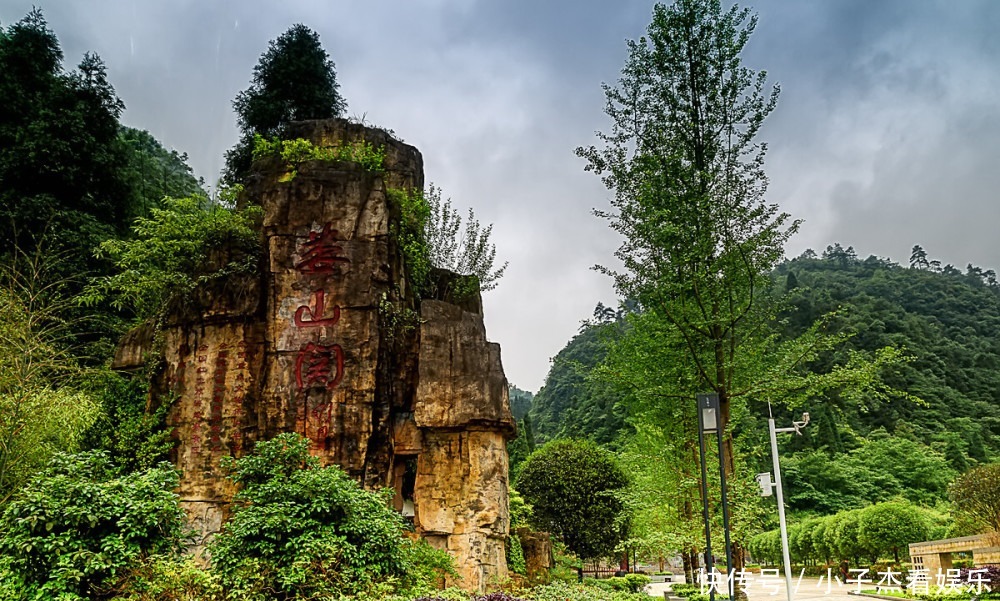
[514,439,629,562]
[858,501,930,564]
[950,463,1000,534]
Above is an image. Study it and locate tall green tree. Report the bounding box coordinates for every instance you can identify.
[576,0,789,461]
[223,24,346,184]
[0,10,133,270]
[576,0,907,575]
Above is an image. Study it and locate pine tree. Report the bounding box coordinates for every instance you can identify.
[223,24,346,184]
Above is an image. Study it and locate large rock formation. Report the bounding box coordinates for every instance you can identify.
[115,119,515,591]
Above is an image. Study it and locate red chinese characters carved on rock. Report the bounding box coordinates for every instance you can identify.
[292,223,349,451]
[294,289,341,328]
[295,223,351,273]
[295,341,345,390]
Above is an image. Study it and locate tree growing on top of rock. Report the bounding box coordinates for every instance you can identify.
[223,24,346,185]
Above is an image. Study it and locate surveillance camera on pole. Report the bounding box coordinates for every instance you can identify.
[768,409,811,601]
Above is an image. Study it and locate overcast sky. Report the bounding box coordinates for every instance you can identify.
[4,0,999,392]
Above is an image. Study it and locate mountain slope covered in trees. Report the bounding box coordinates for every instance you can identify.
[529,246,1000,512]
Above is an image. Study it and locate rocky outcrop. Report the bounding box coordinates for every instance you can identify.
[115,119,514,591]
[516,528,554,584]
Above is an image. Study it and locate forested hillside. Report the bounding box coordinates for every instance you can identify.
[528,305,630,448]
[528,245,1000,514]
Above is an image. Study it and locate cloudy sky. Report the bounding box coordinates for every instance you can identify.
[4,0,999,392]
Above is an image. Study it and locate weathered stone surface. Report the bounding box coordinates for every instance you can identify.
[116,118,514,591]
[517,527,554,584]
[111,320,155,370]
[416,430,510,590]
[416,300,515,432]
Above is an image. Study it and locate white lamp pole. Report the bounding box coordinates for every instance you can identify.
[760,410,810,601]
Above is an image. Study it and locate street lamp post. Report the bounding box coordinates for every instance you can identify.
[759,409,810,601]
[697,394,734,599]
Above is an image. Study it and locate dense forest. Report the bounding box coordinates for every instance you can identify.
[524,245,1000,518]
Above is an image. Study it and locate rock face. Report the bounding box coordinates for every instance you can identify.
[516,528,554,584]
[116,119,515,591]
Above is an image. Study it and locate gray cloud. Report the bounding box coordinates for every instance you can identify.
[4,0,999,391]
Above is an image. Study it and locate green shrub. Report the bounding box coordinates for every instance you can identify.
[507,534,527,576]
[208,432,451,600]
[514,440,629,562]
[79,370,174,473]
[252,134,386,178]
[0,452,184,600]
[670,583,701,597]
[622,574,651,593]
[687,594,730,601]
[82,194,263,321]
[387,187,432,295]
[589,576,649,593]
[112,555,222,600]
[525,580,649,601]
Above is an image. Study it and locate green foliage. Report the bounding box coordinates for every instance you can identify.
[0,10,132,262]
[387,187,433,296]
[858,501,930,563]
[0,451,184,599]
[78,370,174,473]
[775,250,1000,465]
[252,134,386,178]
[507,534,527,576]
[111,555,222,601]
[509,487,534,530]
[529,319,629,447]
[423,184,507,293]
[949,463,1000,534]
[209,432,449,600]
[119,127,205,216]
[224,23,346,185]
[515,439,629,561]
[574,0,793,414]
[509,386,534,421]
[507,414,537,479]
[81,195,262,321]
[523,580,650,601]
[752,500,937,566]
[0,10,203,357]
[507,487,531,576]
[781,435,954,513]
[382,185,508,299]
[378,292,422,344]
[0,262,99,504]
[590,574,651,594]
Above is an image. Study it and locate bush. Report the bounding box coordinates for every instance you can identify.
[588,575,651,594]
[507,534,527,576]
[515,440,629,561]
[0,452,184,600]
[525,580,651,601]
[112,555,222,600]
[82,194,263,321]
[670,583,701,597]
[208,432,453,600]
